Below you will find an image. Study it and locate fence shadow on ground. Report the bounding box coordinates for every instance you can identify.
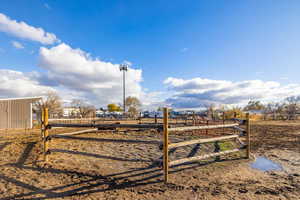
[0,139,246,200]
[15,142,37,166]
[0,142,11,151]
[50,149,153,162]
[1,162,214,200]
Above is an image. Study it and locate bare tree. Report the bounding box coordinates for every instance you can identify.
[285,96,300,120]
[71,99,95,118]
[128,107,138,118]
[276,102,286,120]
[244,100,265,111]
[264,102,277,120]
[265,100,299,120]
[125,96,141,118]
[34,91,63,117]
[204,104,216,120]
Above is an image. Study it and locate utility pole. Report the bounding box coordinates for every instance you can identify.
[119,64,128,115]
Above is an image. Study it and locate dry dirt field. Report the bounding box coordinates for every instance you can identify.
[0,120,299,200]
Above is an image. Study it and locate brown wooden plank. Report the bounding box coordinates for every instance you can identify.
[168,135,239,149]
[233,126,245,132]
[246,113,251,158]
[52,128,98,137]
[169,123,239,132]
[163,108,169,183]
[169,149,240,166]
[43,108,49,162]
[236,137,245,146]
[48,123,163,129]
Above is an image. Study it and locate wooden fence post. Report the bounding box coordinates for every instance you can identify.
[43,108,49,162]
[206,120,209,135]
[193,112,196,125]
[193,112,195,134]
[222,112,225,134]
[214,141,221,161]
[246,113,250,159]
[41,109,45,138]
[163,107,169,183]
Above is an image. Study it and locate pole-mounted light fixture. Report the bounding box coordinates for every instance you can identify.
[119,64,128,115]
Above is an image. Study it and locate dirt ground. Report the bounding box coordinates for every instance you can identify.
[0,120,299,200]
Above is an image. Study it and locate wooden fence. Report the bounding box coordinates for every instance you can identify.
[41,107,250,184]
[41,108,164,162]
[162,108,250,183]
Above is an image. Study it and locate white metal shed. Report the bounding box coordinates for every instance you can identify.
[0,97,41,129]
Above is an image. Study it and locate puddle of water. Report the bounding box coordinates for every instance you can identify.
[251,156,283,171]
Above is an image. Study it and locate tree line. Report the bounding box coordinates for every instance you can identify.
[209,96,300,120]
[34,92,141,118]
[35,92,300,120]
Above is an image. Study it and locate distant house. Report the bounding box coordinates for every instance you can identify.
[63,107,80,117]
[0,97,41,129]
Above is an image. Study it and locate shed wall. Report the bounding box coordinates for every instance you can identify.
[0,99,33,129]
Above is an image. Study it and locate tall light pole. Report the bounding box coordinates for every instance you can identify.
[119,64,128,114]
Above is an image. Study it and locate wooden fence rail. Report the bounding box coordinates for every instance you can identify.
[169,123,239,132]
[48,123,163,129]
[162,107,250,183]
[232,126,246,134]
[169,149,240,166]
[52,129,98,137]
[168,135,239,149]
[41,107,250,184]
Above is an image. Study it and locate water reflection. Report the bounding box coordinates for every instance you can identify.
[251,156,283,171]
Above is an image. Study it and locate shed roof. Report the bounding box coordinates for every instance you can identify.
[0,96,42,102]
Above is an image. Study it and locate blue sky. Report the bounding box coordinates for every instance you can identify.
[1,1,300,109]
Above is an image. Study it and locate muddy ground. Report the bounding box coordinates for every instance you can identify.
[0,120,299,200]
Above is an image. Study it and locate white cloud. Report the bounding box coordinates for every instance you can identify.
[164,77,300,109]
[11,41,24,49]
[0,14,150,107]
[38,43,143,106]
[139,91,169,110]
[0,13,59,44]
[0,69,54,98]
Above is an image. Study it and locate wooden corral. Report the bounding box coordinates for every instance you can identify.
[162,108,250,183]
[41,107,251,184]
